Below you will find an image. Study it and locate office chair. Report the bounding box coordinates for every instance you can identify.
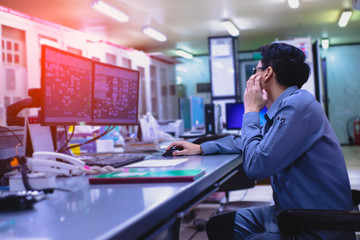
[278,189,360,237]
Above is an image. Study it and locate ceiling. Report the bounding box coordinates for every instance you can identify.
[0,0,359,57]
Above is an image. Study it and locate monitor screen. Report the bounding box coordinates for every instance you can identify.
[41,45,93,125]
[226,102,267,130]
[259,107,268,125]
[179,98,191,131]
[190,96,205,129]
[92,62,140,125]
[226,102,244,130]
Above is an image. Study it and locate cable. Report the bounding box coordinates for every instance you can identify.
[57,126,76,153]
[0,126,23,145]
[15,143,22,156]
[60,126,116,152]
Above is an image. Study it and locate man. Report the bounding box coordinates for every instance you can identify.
[166,43,354,239]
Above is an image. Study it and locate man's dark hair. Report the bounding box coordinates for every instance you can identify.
[259,43,310,88]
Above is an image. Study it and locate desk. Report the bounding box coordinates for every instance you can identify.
[0,154,241,240]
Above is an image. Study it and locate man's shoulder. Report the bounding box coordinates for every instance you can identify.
[282,89,315,108]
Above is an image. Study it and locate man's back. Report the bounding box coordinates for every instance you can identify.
[264,88,353,214]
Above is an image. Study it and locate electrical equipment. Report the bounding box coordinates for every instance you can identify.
[354,0,360,10]
[354,118,360,145]
[205,104,222,134]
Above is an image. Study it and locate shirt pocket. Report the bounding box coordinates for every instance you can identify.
[260,116,286,153]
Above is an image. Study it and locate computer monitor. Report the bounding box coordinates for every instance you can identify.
[225,102,267,130]
[190,96,205,130]
[92,62,140,125]
[226,102,244,130]
[40,45,93,125]
[259,107,268,125]
[179,98,191,131]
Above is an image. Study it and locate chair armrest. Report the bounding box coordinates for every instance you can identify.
[278,209,360,236]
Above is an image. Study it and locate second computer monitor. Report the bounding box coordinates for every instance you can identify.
[226,102,267,130]
[93,62,140,125]
[226,103,244,130]
[190,96,205,130]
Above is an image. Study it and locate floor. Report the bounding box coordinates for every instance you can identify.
[178,146,360,240]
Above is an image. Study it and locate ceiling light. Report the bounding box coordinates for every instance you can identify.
[321,39,329,49]
[287,0,300,9]
[142,27,167,42]
[175,49,193,59]
[221,19,240,37]
[92,0,129,22]
[338,9,352,28]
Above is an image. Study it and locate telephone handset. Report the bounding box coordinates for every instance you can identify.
[30,152,117,176]
[27,158,83,176]
[32,151,85,167]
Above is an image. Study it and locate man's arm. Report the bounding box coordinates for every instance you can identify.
[166,135,243,156]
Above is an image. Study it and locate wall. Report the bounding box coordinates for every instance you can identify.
[0,7,177,127]
[177,44,360,145]
[175,56,211,103]
[323,44,360,144]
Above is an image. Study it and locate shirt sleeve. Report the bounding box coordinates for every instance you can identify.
[240,100,319,180]
[200,135,243,155]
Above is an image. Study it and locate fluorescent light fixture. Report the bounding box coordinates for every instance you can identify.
[321,39,329,49]
[143,27,167,42]
[287,0,300,9]
[338,9,352,28]
[221,19,240,37]
[175,49,193,59]
[92,0,129,22]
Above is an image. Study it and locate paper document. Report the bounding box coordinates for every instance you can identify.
[125,158,189,168]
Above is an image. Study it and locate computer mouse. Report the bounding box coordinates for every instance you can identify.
[162,146,184,157]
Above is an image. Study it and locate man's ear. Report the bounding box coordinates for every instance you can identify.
[264,66,273,82]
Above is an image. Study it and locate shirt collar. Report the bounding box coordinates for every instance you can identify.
[265,85,299,120]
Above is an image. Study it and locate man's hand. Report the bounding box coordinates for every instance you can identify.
[165,141,203,156]
[244,74,268,113]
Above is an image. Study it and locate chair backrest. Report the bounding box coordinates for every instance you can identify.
[278,189,360,236]
[352,189,360,207]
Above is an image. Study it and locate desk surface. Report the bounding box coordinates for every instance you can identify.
[0,154,241,240]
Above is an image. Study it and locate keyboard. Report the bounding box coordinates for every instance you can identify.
[80,153,146,168]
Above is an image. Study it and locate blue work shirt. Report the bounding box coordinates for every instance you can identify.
[201,86,353,214]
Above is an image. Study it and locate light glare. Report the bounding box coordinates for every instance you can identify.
[92,0,129,22]
[143,27,167,42]
[287,0,300,9]
[175,49,193,59]
[338,10,352,28]
[221,20,240,37]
